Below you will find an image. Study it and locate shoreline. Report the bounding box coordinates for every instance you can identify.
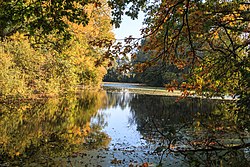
[102,82,236,101]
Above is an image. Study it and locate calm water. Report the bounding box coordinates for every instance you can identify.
[0,83,249,166]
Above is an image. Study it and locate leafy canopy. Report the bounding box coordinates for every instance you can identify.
[110,1,249,96]
[0,0,104,41]
[0,0,249,107]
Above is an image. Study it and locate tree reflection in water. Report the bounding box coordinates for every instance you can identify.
[127,94,250,166]
[0,90,109,166]
[94,90,250,166]
[0,89,249,166]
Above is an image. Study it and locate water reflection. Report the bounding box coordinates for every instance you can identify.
[0,90,109,166]
[100,90,249,166]
[0,88,249,166]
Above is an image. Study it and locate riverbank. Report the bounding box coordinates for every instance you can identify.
[102,82,235,100]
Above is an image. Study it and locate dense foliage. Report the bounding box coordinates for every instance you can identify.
[0,0,249,165]
[0,0,99,41]
[109,0,249,110]
[1,0,248,102]
[0,1,114,98]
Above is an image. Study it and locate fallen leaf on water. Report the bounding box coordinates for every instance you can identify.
[111,158,122,164]
[141,162,149,167]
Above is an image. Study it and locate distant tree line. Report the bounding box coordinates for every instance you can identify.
[104,39,188,87]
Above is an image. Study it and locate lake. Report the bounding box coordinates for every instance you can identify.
[0,83,249,166]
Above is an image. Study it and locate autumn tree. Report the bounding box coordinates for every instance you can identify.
[0,0,114,98]
[0,0,100,40]
[109,0,249,108]
[65,1,114,87]
[0,0,248,103]
[106,0,250,157]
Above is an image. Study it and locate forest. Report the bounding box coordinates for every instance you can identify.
[0,0,249,104]
[0,0,249,130]
[0,0,250,164]
[0,0,249,129]
[0,0,114,98]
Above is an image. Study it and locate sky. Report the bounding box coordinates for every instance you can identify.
[113,12,145,40]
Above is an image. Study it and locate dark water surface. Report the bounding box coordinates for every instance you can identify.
[0,83,249,166]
